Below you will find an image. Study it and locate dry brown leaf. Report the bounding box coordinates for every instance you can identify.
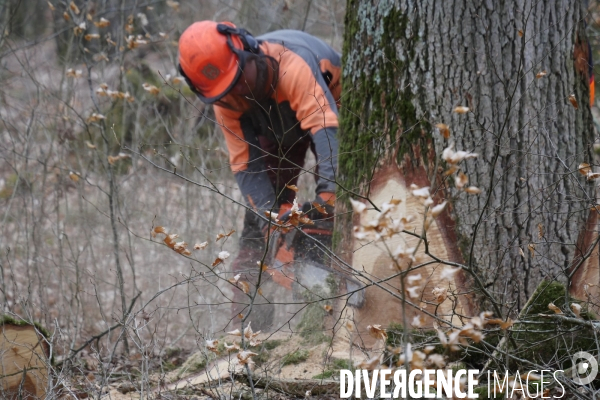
[358,356,381,370]
[194,242,208,250]
[444,165,459,176]
[173,241,188,254]
[455,171,468,189]
[286,184,299,192]
[464,186,482,194]
[85,33,100,41]
[94,17,110,28]
[69,1,80,14]
[548,303,562,314]
[312,202,327,215]
[237,351,258,365]
[228,274,241,285]
[166,0,180,11]
[518,30,524,37]
[85,140,96,149]
[587,171,600,181]
[142,83,159,94]
[579,162,591,175]
[66,68,82,78]
[500,318,514,330]
[63,11,70,21]
[299,215,314,225]
[224,342,240,352]
[47,1,55,11]
[216,229,235,241]
[212,257,223,267]
[435,123,450,139]
[518,247,525,258]
[86,112,105,123]
[367,324,387,340]
[431,287,448,303]
[153,226,167,236]
[258,261,268,271]
[323,304,332,313]
[69,172,80,182]
[163,234,178,249]
[430,201,447,217]
[571,303,582,318]
[227,329,242,336]
[206,339,219,353]
[238,281,250,294]
[569,94,578,109]
[453,106,470,114]
[528,243,535,258]
[536,70,547,79]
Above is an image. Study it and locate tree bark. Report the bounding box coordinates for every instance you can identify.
[337,0,595,327]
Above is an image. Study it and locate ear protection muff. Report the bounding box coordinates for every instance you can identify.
[216,23,260,54]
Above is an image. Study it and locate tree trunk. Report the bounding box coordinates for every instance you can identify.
[336,0,595,340]
[0,318,50,399]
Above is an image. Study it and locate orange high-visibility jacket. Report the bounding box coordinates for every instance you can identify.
[214,30,341,213]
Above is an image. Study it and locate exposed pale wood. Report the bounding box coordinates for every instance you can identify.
[341,163,469,349]
[0,323,49,399]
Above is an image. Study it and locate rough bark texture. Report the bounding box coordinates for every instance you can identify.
[338,0,595,315]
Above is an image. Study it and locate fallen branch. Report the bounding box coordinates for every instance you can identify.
[235,373,338,397]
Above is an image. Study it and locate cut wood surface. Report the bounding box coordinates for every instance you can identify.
[337,163,470,350]
[0,319,49,399]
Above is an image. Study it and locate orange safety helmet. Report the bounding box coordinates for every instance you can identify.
[179,21,249,103]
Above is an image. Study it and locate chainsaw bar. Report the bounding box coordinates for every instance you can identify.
[266,228,366,308]
[293,259,366,308]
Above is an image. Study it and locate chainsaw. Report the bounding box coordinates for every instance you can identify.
[265,227,365,308]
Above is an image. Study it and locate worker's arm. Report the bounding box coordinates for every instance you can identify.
[274,45,339,196]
